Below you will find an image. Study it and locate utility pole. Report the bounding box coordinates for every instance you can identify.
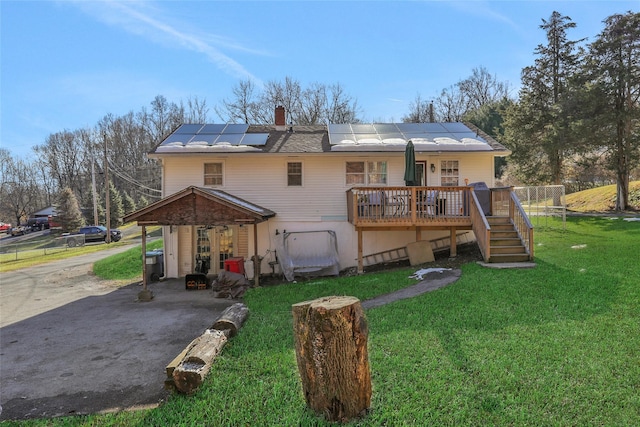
[91,158,99,226]
[104,133,111,243]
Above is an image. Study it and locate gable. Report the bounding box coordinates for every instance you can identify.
[123,186,275,226]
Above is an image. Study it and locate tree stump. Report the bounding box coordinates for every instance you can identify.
[292,296,371,423]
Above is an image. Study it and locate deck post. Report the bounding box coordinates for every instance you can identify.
[357,229,363,274]
[450,227,457,258]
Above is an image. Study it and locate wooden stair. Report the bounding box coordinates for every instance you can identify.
[487,216,530,263]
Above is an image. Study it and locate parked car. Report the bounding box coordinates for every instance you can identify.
[0,222,11,233]
[10,225,28,236]
[66,225,122,247]
[27,217,50,231]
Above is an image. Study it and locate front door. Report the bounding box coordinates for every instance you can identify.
[415,161,427,186]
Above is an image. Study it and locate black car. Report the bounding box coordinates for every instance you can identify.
[66,225,122,247]
[27,217,50,231]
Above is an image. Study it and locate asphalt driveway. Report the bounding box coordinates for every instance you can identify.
[0,248,237,421]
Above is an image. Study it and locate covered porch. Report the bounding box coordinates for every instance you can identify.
[123,186,276,293]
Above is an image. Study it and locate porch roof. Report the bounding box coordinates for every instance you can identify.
[123,186,276,226]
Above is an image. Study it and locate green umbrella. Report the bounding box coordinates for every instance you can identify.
[404,140,416,186]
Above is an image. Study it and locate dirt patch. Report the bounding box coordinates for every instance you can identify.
[259,243,482,287]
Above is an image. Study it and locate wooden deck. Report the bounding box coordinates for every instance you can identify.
[347,186,474,229]
[346,186,534,272]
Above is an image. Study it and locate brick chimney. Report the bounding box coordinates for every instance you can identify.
[275,105,286,131]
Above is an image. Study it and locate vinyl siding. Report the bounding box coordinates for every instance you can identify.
[159,151,497,277]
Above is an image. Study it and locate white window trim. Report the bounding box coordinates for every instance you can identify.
[440,159,460,187]
[286,159,304,187]
[203,161,225,187]
[345,160,388,186]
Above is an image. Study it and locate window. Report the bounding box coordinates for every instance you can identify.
[440,160,459,186]
[287,162,302,186]
[204,162,223,186]
[346,161,388,185]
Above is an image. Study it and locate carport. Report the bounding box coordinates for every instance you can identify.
[123,186,276,295]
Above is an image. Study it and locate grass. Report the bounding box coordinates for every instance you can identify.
[0,225,160,274]
[565,180,640,212]
[3,215,639,426]
[93,239,163,280]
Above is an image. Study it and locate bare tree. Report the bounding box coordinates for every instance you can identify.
[216,76,361,125]
[34,129,89,198]
[0,153,41,225]
[402,94,433,123]
[182,96,211,123]
[215,79,260,124]
[326,83,360,124]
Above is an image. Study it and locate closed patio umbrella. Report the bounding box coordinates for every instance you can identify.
[404,140,416,186]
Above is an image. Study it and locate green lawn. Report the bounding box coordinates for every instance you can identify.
[3,216,639,426]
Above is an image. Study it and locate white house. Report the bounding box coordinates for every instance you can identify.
[125,107,532,284]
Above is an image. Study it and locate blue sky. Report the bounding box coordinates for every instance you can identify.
[1,1,637,158]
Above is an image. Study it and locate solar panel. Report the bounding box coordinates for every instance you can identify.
[395,123,424,134]
[355,133,381,142]
[187,134,217,145]
[329,133,355,144]
[214,134,243,145]
[422,123,447,132]
[328,124,352,133]
[372,123,400,133]
[161,133,193,144]
[199,124,227,134]
[350,124,376,133]
[241,133,269,146]
[222,124,249,134]
[441,122,470,132]
[175,124,204,134]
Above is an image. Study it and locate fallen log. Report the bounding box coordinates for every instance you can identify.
[172,329,228,394]
[210,302,250,337]
[292,296,371,423]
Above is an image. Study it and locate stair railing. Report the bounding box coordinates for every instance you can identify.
[490,187,534,261]
[510,191,534,260]
[469,190,491,262]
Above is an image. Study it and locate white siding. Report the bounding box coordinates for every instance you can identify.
[159,151,497,277]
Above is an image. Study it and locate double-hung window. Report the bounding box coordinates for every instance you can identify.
[346,161,387,185]
[287,161,303,186]
[204,162,223,186]
[440,160,459,186]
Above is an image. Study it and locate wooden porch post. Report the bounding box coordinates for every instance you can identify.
[138,225,153,301]
[450,227,457,258]
[253,223,260,287]
[357,228,363,274]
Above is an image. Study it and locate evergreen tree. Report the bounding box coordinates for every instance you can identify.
[56,187,84,233]
[582,11,640,210]
[107,181,124,228]
[138,195,150,209]
[122,191,137,216]
[504,11,584,185]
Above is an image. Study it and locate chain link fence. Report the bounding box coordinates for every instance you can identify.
[0,233,87,263]
[514,185,566,229]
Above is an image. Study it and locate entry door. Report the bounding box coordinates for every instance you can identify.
[415,161,427,186]
[212,226,235,274]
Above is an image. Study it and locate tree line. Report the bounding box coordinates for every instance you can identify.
[0,10,638,231]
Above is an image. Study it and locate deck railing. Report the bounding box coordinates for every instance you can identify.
[347,186,473,227]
